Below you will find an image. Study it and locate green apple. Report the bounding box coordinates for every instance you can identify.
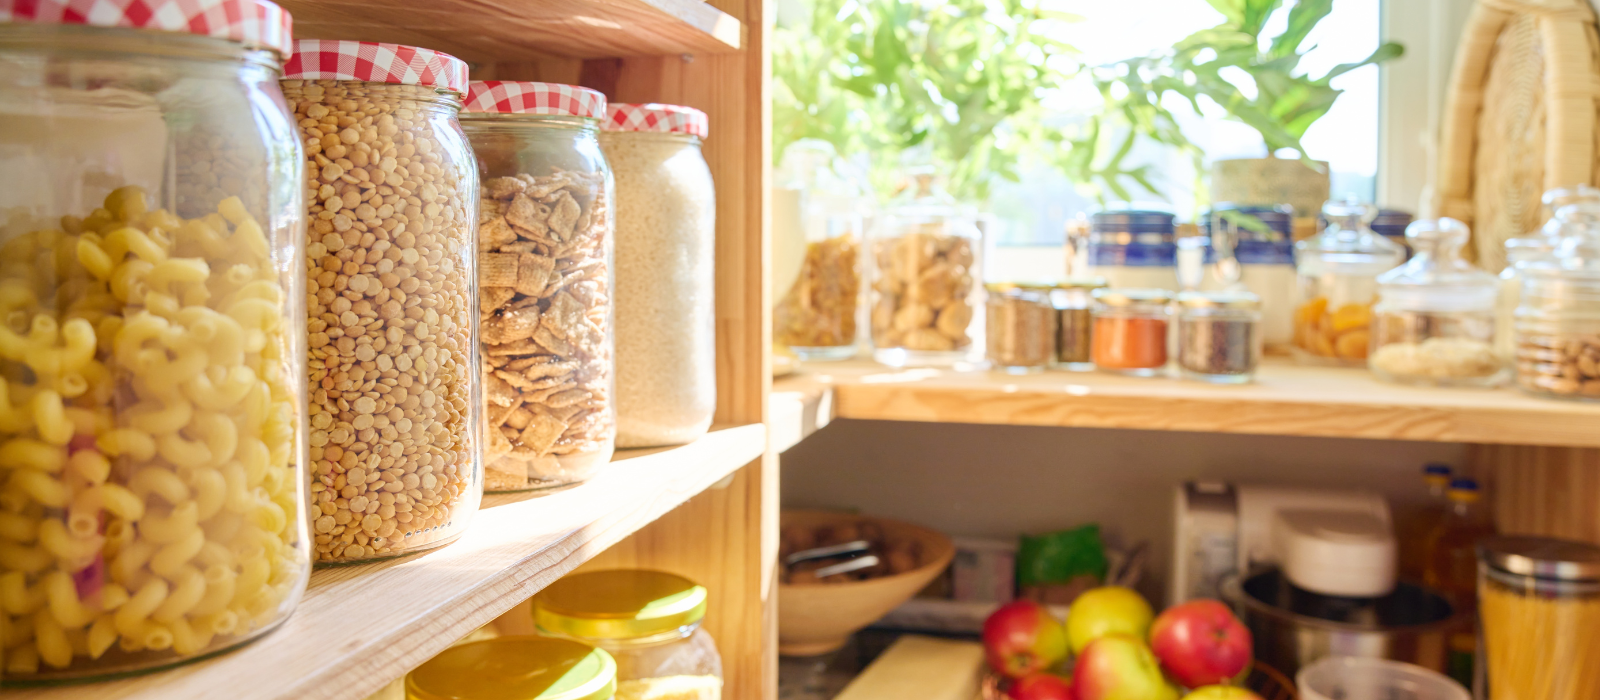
[1072,634,1180,700]
[1067,586,1154,654]
[1181,686,1263,700]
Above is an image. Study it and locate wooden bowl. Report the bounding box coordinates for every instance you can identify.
[778,510,956,656]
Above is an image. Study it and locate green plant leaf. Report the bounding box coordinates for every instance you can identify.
[1269,0,1332,58]
[1319,41,1404,83]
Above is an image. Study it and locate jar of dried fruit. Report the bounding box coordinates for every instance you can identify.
[282,41,482,564]
[1291,199,1404,366]
[601,103,715,449]
[1516,219,1600,401]
[1369,218,1505,387]
[773,139,868,361]
[0,0,309,681]
[868,172,983,367]
[459,81,617,488]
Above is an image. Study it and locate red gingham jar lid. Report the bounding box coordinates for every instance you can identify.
[605,103,710,139]
[0,0,293,57]
[283,40,469,95]
[463,81,607,119]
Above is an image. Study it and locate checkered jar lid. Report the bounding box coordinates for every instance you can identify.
[605,103,709,139]
[283,39,468,94]
[0,0,293,57]
[463,81,607,119]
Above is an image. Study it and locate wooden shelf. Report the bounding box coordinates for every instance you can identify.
[278,0,743,62]
[774,360,1600,448]
[8,425,766,700]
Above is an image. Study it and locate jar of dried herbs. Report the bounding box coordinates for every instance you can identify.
[986,283,1056,373]
[1051,277,1106,370]
[1177,291,1263,383]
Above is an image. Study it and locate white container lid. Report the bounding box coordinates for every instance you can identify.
[1274,509,1396,597]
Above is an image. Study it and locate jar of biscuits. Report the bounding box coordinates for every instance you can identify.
[1291,199,1404,366]
[460,82,616,489]
[1369,218,1504,387]
[0,0,309,680]
[868,172,983,367]
[1516,216,1600,401]
[282,41,482,564]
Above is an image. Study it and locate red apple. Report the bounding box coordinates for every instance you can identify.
[984,600,1069,679]
[1009,673,1076,700]
[1073,634,1179,700]
[1180,687,1262,700]
[1067,586,1155,654]
[1149,599,1253,688]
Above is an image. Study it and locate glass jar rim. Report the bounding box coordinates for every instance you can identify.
[0,23,282,69]
[599,129,703,144]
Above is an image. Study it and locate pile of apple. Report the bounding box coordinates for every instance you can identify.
[981,587,1259,700]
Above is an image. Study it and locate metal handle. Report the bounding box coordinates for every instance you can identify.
[785,540,871,567]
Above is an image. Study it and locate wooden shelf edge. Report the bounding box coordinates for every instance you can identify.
[770,380,835,452]
[9,424,766,700]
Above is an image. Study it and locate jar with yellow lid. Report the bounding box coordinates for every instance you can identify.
[406,636,617,700]
[532,570,723,700]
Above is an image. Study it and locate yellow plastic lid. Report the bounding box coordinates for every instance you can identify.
[533,570,708,641]
[406,637,616,700]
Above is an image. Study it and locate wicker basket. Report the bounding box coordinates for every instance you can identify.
[1433,0,1600,270]
[976,661,1297,700]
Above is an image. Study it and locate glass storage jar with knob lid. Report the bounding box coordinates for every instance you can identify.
[1495,188,1600,363]
[1368,218,1505,386]
[533,570,723,700]
[1291,198,1405,365]
[773,139,869,361]
[868,171,983,367]
[1516,214,1600,401]
[0,0,310,681]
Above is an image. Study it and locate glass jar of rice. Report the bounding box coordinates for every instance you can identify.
[600,104,717,448]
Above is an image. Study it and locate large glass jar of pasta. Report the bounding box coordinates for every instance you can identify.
[868,172,983,367]
[601,103,714,449]
[1515,221,1600,401]
[281,41,480,564]
[459,82,616,489]
[773,139,868,361]
[1291,199,1404,365]
[1369,218,1504,387]
[0,1,309,681]
[533,570,723,700]
[1478,536,1600,700]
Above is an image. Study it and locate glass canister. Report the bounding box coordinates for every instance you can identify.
[1497,197,1600,363]
[1478,536,1600,700]
[1051,277,1107,370]
[0,1,309,680]
[1083,209,1179,290]
[601,103,714,449]
[407,636,618,700]
[459,81,617,490]
[985,283,1056,373]
[1091,289,1174,376]
[1369,218,1504,387]
[772,139,867,361]
[1291,199,1405,366]
[1372,209,1415,259]
[534,570,724,700]
[1177,291,1262,383]
[1515,224,1600,401]
[1202,205,1295,352]
[868,172,982,367]
[282,41,481,564]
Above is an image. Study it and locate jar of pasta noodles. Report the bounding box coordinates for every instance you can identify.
[282,41,482,564]
[1478,536,1600,700]
[0,0,309,681]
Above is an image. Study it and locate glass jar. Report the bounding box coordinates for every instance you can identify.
[1051,277,1107,370]
[1496,194,1600,363]
[985,283,1056,373]
[1177,291,1262,383]
[600,103,714,449]
[1478,536,1600,700]
[1091,289,1174,376]
[0,3,309,681]
[534,570,723,700]
[772,139,868,361]
[1202,205,1295,352]
[868,172,983,367]
[407,636,618,700]
[1291,199,1405,366]
[459,82,618,491]
[1369,218,1504,387]
[1515,225,1600,401]
[1372,209,1415,259]
[282,41,481,564]
[1083,209,1179,290]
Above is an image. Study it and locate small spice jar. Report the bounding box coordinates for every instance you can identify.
[1477,536,1600,700]
[533,570,724,700]
[1177,291,1263,383]
[985,283,1057,373]
[406,636,618,700]
[1091,289,1174,376]
[1052,278,1107,370]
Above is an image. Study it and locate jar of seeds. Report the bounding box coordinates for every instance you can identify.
[985,283,1056,373]
[1176,291,1262,383]
[1051,277,1106,370]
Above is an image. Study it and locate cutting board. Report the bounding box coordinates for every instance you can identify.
[832,635,986,700]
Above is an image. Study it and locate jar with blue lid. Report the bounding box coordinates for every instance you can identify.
[1202,205,1296,351]
[1084,209,1178,291]
[1372,209,1415,259]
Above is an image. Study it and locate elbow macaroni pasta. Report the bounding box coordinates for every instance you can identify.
[0,187,306,679]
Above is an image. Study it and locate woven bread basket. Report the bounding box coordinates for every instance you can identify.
[1433,0,1600,270]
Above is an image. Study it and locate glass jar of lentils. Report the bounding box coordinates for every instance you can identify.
[282,41,482,564]
[1176,291,1262,383]
[985,283,1056,373]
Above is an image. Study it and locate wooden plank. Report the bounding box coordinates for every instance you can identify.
[775,360,1600,447]
[277,0,742,62]
[6,426,765,700]
[1477,444,1600,544]
[771,378,834,452]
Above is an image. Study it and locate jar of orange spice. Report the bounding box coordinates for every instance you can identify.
[1091,289,1173,376]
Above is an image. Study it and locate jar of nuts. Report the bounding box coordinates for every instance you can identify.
[1369,218,1505,387]
[282,41,482,564]
[1516,222,1600,401]
[1291,199,1405,366]
[460,81,617,489]
[0,1,310,681]
[868,172,984,367]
